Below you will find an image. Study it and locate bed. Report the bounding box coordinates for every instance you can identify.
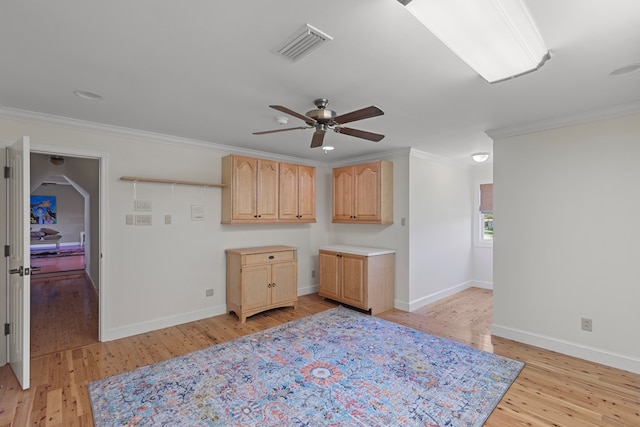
[30,228,62,251]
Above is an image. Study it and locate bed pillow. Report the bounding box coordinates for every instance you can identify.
[31,231,45,238]
[40,227,60,235]
[43,234,62,240]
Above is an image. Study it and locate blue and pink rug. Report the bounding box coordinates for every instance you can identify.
[89,306,523,426]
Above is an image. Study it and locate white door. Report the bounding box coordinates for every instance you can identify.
[7,136,30,389]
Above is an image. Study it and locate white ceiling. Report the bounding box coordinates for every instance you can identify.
[1,0,639,164]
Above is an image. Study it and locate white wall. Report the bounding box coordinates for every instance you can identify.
[0,117,331,341]
[406,151,474,310]
[492,112,640,374]
[0,114,487,351]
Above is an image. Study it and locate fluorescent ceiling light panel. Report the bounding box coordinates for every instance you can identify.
[400,0,550,83]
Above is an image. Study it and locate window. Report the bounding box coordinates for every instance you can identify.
[479,183,493,241]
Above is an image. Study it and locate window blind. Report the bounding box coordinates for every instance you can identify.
[479,183,493,213]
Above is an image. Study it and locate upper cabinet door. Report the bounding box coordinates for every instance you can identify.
[297,165,316,221]
[256,159,279,220]
[232,156,258,221]
[354,162,381,222]
[332,165,355,222]
[279,162,299,221]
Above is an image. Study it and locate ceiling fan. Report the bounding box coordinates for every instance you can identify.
[253,98,385,148]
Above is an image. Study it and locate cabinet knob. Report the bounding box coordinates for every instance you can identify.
[272,282,276,287]
[268,255,275,259]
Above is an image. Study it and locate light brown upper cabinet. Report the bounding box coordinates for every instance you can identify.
[221,155,279,223]
[279,163,316,222]
[332,160,393,224]
[221,155,316,224]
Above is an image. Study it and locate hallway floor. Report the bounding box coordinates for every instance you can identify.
[30,273,99,358]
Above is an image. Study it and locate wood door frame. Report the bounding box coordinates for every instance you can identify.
[30,144,108,342]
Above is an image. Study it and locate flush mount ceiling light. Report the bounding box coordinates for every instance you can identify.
[73,90,103,100]
[276,116,289,125]
[398,0,550,83]
[50,156,65,166]
[471,152,490,163]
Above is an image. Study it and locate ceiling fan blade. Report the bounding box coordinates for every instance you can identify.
[253,126,311,135]
[310,130,325,148]
[269,105,317,124]
[336,127,385,142]
[334,106,384,125]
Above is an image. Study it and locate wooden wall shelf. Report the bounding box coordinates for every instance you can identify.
[120,176,225,187]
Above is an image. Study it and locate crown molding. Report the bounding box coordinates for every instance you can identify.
[0,106,325,167]
[328,148,411,168]
[486,100,640,140]
[409,147,458,165]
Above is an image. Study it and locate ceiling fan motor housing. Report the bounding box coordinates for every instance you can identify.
[306,98,336,123]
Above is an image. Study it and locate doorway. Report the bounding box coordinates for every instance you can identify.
[28,152,101,356]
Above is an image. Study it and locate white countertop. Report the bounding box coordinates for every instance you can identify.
[319,244,396,256]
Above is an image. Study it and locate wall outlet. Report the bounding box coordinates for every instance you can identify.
[135,214,152,226]
[125,214,134,225]
[164,214,172,225]
[205,289,214,297]
[311,270,316,278]
[581,317,593,332]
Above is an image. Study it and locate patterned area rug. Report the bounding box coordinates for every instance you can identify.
[89,306,524,426]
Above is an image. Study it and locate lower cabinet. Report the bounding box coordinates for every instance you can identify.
[226,245,298,323]
[318,247,395,315]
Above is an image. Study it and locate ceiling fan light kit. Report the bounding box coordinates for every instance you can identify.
[254,98,385,148]
[398,0,550,83]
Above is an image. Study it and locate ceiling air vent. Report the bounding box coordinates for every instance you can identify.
[272,24,333,62]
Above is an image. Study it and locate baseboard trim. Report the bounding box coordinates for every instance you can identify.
[104,304,228,342]
[398,281,474,312]
[492,324,640,374]
[298,284,319,296]
[470,280,493,290]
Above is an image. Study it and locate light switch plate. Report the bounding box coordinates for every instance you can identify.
[134,199,152,211]
[135,214,152,226]
[126,214,134,225]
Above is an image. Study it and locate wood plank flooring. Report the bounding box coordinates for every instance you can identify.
[1,285,638,426]
[30,254,85,276]
[30,274,98,358]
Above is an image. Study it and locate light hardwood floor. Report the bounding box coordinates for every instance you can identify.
[30,273,98,358]
[30,254,85,277]
[0,281,638,426]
